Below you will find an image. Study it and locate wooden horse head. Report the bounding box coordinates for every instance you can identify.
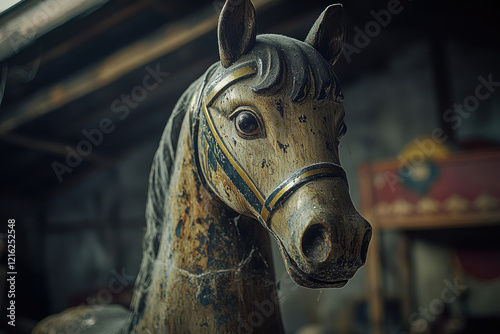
[195,0,372,288]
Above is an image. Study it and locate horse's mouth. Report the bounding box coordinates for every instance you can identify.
[276,237,351,289]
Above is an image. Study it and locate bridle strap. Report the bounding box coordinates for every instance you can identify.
[190,64,218,191]
[260,163,346,222]
[192,63,347,225]
[201,101,265,211]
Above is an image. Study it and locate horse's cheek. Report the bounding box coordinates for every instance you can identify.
[210,164,251,215]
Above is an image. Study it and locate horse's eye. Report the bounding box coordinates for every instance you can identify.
[337,122,347,140]
[234,110,262,139]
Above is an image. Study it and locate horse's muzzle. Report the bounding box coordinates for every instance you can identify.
[268,178,371,288]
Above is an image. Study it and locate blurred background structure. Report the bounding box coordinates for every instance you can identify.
[0,0,499,333]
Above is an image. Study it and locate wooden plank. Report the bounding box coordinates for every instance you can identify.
[359,164,384,334]
[400,233,411,331]
[0,0,283,135]
[0,0,108,61]
[366,227,384,334]
[38,0,156,66]
[368,213,500,230]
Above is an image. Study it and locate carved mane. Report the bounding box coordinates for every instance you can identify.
[251,35,343,102]
[129,75,207,323]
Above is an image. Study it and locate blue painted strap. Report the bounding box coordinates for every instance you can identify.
[200,104,265,213]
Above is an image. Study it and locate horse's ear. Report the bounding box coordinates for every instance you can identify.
[218,0,257,68]
[305,4,345,67]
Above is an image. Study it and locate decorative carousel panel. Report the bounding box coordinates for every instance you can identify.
[360,150,500,229]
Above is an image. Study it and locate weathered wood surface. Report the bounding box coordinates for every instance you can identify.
[34,0,371,332]
[131,111,284,332]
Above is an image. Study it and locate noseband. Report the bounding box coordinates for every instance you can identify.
[191,63,347,225]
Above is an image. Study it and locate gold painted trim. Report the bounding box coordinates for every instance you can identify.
[206,65,257,106]
[267,167,340,211]
[261,207,270,222]
[202,102,265,207]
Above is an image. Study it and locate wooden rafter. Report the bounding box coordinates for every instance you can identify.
[0,0,283,135]
[0,0,108,62]
[37,0,157,66]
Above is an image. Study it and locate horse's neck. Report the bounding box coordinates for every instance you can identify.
[133,113,284,333]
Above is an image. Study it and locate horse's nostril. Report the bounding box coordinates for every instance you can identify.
[301,224,331,263]
[360,228,372,264]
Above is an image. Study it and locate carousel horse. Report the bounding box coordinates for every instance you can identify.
[34,0,371,332]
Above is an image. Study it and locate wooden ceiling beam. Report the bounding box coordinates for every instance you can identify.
[0,0,283,135]
[38,0,157,67]
[0,0,108,62]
